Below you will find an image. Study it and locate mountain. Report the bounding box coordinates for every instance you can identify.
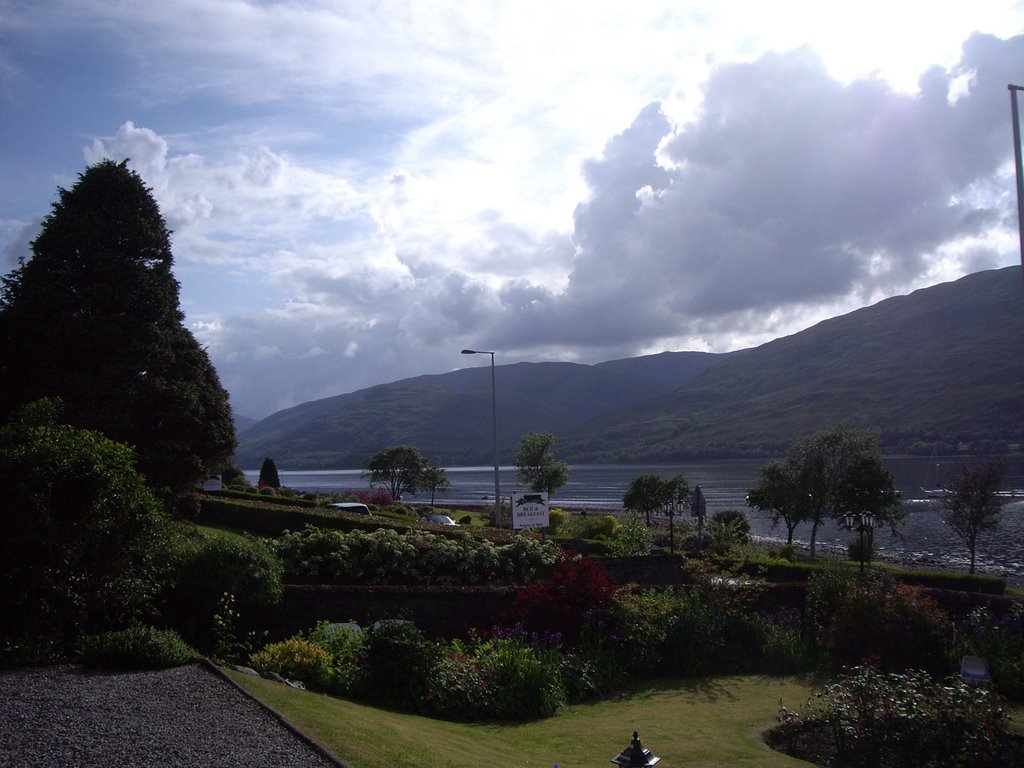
[234,351,733,468]
[233,413,259,435]
[561,266,1024,461]
[235,266,1024,469]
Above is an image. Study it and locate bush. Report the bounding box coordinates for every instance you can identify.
[0,406,175,645]
[546,508,568,534]
[756,608,812,674]
[476,636,566,719]
[362,621,437,711]
[563,514,620,541]
[770,666,1012,768]
[250,638,333,689]
[954,603,1024,700]
[607,510,652,557]
[421,647,492,718]
[273,525,559,586]
[707,510,751,553]
[826,572,952,675]
[607,587,724,677]
[77,625,198,669]
[306,621,367,695]
[491,557,615,646]
[163,532,283,649]
[805,559,858,662]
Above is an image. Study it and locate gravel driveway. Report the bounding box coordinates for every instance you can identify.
[0,662,346,768]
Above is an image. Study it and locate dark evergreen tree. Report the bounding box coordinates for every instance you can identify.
[0,160,235,494]
[258,456,281,489]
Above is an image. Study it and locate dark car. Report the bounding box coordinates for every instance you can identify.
[418,513,458,526]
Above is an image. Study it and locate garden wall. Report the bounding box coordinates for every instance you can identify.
[249,555,1020,641]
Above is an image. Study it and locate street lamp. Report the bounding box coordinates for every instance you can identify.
[611,730,661,766]
[843,511,875,575]
[461,349,501,527]
[1009,85,1024,291]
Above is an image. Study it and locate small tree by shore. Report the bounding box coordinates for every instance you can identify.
[941,457,1008,573]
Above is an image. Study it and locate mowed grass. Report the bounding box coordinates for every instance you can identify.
[227,671,822,768]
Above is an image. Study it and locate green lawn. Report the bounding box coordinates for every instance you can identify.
[227,671,821,768]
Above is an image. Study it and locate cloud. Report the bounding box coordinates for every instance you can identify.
[479,35,1022,359]
[183,34,1024,415]
[37,21,1024,419]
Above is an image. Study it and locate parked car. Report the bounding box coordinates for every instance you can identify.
[418,513,458,526]
[328,502,372,516]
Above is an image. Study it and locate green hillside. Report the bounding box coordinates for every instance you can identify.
[236,266,1024,468]
[235,352,728,468]
[560,266,1024,461]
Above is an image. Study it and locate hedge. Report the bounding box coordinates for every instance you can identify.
[198,496,408,537]
[207,488,319,508]
[725,556,1005,594]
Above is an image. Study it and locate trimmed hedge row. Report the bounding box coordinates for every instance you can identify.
[198,496,404,536]
[208,488,319,508]
[727,556,1006,594]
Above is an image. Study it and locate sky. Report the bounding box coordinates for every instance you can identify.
[2,1,1024,420]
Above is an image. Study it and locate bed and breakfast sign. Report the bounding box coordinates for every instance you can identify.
[512,491,549,530]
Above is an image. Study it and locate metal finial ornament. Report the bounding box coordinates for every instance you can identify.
[611,730,661,766]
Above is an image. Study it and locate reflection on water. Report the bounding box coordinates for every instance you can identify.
[246,456,1024,579]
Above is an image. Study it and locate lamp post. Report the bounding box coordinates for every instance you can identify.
[611,730,661,766]
[461,349,501,527]
[843,511,875,575]
[1010,85,1024,292]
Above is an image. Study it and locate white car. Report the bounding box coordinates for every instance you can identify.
[328,502,372,516]
[418,513,458,526]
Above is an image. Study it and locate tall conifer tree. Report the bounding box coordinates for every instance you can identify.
[0,160,235,493]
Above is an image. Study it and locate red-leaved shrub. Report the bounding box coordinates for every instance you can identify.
[489,557,615,646]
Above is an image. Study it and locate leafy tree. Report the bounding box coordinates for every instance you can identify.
[623,472,690,526]
[258,457,281,489]
[0,399,173,646]
[419,463,450,505]
[746,459,810,544]
[219,463,249,489]
[367,445,429,500]
[707,510,752,553]
[763,426,902,557]
[941,458,1008,573]
[0,160,236,496]
[513,432,570,496]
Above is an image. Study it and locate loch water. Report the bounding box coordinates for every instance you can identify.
[248,456,1024,580]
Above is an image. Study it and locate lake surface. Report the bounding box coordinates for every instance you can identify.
[247,456,1024,580]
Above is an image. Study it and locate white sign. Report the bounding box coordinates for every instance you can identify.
[512,491,549,530]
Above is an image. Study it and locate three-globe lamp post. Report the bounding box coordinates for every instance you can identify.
[461,349,501,527]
